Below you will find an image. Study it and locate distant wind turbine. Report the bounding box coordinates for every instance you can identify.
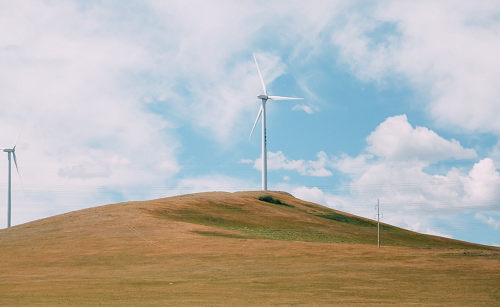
[249,54,303,191]
[1,117,26,228]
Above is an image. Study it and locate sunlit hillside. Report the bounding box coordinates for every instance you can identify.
[0,191,499,306]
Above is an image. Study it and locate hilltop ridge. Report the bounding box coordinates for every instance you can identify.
[1,190,495,249]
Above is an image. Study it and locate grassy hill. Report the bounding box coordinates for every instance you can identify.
[0,191,499,306]
[150,191,493,249]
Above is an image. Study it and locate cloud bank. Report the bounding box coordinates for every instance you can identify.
[332,1,500,134]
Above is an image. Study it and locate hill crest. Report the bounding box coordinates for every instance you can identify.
[3,190,494,250]
[1,191,499,306]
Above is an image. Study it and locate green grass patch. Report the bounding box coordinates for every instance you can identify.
[316,212,392,230]
[151,199,488,249]
[156,208,361,243]
[258,195,294,208]
[230,227,353,243]
[192,230,251,239]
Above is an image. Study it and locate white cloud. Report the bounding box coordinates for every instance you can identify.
[58,162,112,179]
[141,0,342,144]
[290,115,500,240]
[423,228,452,239]
[108,155,131,166]
[366,115,477,162]
[0,0,350,227]
[0,1,182,227]
[333,153,374,176]
[292,104,319,114]
[468,158,500,201]
[171,52,287,143]
[291,186,345,211]
[254,151,332,177]
[328,115,494,213]
[175,175,255,194]
[292,186,327,206]
[283,176,291,181]
[239,159,254,164]
[259,115,491,218]
[487,141,500,168]
[332,1,500,134]
[345,157,500,212]
[475,213,500,230]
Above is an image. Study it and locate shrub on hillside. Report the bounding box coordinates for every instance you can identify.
[258,195,294,208]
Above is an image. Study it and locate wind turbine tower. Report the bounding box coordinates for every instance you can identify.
[249,54,303,191]
[1,118,25,228]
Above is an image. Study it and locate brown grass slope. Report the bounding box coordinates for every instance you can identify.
[0,191,499,306]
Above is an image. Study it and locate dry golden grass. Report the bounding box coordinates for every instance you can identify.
[0,191,499,306]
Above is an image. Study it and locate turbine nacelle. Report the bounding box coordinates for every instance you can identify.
[257,94,303,101]
[3,149,14,153]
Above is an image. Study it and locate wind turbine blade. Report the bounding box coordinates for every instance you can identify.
[12,152,24,190]
[253,53,267,95]
[13,115,27,149]
[249,106,263,139]
[268,96,304,101]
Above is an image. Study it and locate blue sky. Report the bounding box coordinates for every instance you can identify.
[1,0,499,246]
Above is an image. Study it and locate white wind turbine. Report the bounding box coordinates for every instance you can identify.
[249,54,303,191]
[1,117,26,228]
